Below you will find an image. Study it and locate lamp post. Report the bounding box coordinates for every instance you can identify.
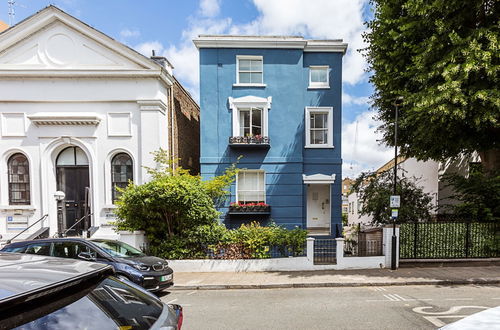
[391,96,403,270]
[54,191,65,238]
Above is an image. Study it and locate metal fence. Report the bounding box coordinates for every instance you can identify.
[344,239,383,257]
[313,239,337,264]
[400,222,500,259]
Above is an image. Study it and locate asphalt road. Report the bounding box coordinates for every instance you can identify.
[160,285,500,330]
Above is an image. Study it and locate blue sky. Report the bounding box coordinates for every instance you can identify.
[0,0,393,178]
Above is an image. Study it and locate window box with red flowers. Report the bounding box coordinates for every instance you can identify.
[228,202,271,215]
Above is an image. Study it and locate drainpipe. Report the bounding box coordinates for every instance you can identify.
[170,84,175,171]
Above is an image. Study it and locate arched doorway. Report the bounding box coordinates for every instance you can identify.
[56,146,90,236]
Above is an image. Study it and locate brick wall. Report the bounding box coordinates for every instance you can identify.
[171,77,200,174]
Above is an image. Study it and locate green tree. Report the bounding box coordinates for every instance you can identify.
[114,149,237,240]
[363,0,499,170]
[441,167,500,221]
[352,170,434,225]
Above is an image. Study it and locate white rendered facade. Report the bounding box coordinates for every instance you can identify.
[0,7,173,241]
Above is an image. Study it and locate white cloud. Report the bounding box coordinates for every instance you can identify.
[134,0,370,102]
[120,28,140,38]
[342,110,393,179]
[199,0,221,17]
[343,92,370,106]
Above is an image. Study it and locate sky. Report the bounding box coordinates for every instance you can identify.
[0,0,394,178]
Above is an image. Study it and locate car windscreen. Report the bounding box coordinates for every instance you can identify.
[92,240,145,258]
[15,276,164,330]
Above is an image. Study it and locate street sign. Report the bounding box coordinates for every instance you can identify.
[390,195,400,208]
[391,209,399,218]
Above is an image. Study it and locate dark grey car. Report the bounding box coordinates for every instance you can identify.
[0,252,183,330]
[1,238,173,292]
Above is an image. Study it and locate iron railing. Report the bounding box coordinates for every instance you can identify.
[400,221,500,259]
[6,214,48,244]
[59,213,94,238]
[344,239,383,257]
[313,239,337,264]
[229,136,270,145]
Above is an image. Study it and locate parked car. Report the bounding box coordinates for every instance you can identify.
[0,238,173,292]
[0,252,182,329]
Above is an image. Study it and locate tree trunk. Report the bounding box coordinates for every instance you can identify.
[478,149,500,173]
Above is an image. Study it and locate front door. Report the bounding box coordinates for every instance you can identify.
[306,184,331,233]
[56,147,90,236]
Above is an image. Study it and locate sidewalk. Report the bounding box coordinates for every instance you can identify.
[171,266,500,290]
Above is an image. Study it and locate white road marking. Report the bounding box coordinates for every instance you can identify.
[186,291,197,296]
[166,299,178,304]
[393,294,408,301]
[423,315,468,327]
[413,305,489,315]
[374,287,387,292]
[384,294,399,301]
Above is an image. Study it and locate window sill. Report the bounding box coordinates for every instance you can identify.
[233,83,267,88]
[102,204,118,210]
[305,145,334,149]
[308,85,330,90]
[0,205,36,212]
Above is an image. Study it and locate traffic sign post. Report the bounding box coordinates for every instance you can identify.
[390,196,400,270]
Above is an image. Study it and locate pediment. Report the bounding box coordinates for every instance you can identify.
[228,95,272,110]
[303,174,336,184]
[0,7,158,72]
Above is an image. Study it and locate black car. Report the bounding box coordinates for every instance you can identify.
[1,238,173,292]
[0,252,183,330]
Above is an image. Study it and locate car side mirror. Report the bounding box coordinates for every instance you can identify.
[78,251,96,261]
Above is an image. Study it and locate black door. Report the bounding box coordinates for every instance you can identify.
[56,166,89,236]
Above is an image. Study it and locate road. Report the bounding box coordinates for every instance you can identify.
[160,285,500,330]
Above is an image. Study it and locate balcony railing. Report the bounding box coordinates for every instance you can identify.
[228,136,270,148]
[228,203,271,215]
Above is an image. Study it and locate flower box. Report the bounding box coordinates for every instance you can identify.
[228,202,271,214]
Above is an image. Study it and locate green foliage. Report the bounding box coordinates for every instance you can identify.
[352,170,434,225]
[363,0,499,162]
[441,168,500,221]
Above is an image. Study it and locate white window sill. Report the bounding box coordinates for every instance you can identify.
[305,145,334,149]
[103,204,118,210]
[308,85,330,89]
[233,83,267,88]
[0,205,36,211]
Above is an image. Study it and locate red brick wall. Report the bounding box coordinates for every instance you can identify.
[171,78,200,174]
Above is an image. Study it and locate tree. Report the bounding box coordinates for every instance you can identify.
[352,170,434,225]
[114,149,237,240]
[363,0,499,170]
[441,167,500,221]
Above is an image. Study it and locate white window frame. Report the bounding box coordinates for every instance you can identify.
[305,107,333,148]
[308,66,330,89]
[234,55,266,87]
[236,170,266,203]
[229,96,272,137]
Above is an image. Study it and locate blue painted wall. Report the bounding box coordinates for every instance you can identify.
[199,47,343,235]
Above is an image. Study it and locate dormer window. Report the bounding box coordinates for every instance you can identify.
[236,56,264,86]
[309,66,329,89]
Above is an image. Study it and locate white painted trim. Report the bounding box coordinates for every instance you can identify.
[236,170,266,203]
[104,148,136,205]
[106,112,132,137]
[302,174,336,184]
[28,113,101,126]
[308,66,330,89]
[136,99,168,114]
[236,55,263,86]
[305,107,334,148]
[1,148,34,207]
[0,113,27,137]
[194,36,348,54]
[228,96,272,137]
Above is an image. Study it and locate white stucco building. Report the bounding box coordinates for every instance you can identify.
[0,6,198,242]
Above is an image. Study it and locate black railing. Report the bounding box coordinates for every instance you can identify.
[229,136,270,147]
[60,213,94,238]
[313,239,337,264]
[228,205,271,214]
[6,214,48,244]
[344,239,383,257]
[400,221,500,259]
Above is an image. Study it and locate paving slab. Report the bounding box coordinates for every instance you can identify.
[170,266,500,290]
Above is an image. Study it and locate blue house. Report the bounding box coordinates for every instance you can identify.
[194,36,347,237]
